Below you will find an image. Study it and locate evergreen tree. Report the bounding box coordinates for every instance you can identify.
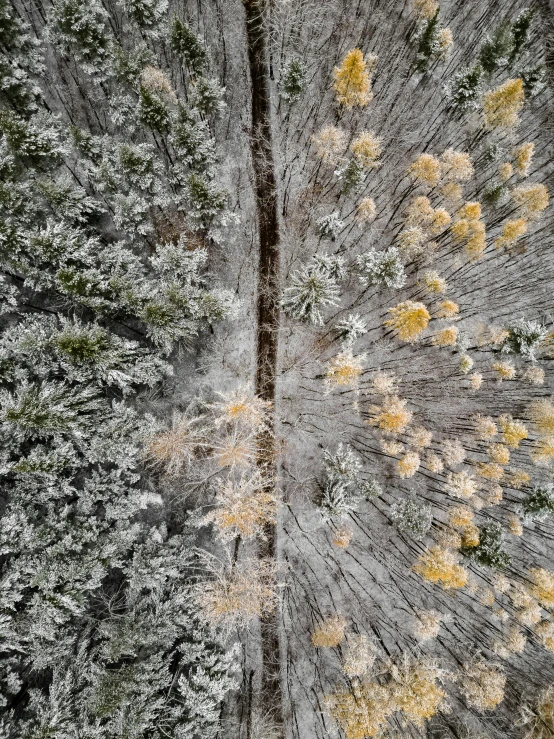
[280,59,306,103]
[356,247,406,289]
[170,17,207,72]
[48,0,113,78]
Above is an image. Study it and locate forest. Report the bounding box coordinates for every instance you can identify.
[1,0,554,737]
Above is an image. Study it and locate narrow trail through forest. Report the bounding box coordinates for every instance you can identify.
[242,0,283,732]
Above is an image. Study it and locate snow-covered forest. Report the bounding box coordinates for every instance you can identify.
[1,0,554,737]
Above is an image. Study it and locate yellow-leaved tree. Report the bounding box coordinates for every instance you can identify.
[333,49,376,109]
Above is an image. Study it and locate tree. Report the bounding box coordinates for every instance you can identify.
[357,247,406,289]
[48,0,113,77]
[281,260,341,325]
[463,522,510,568]
[461,660,506,710]
[124,0,168,36]
[446,65,484,110]
[391,497,432,538]
[414,546,468,589]
[318,444,381,519]
[333,49,376,109]
[384,301,430,343]
[311,616,347,648]
[524,486,554,522]
[483,78,524,129]
[280,58,306,103]
[170,17,207,71]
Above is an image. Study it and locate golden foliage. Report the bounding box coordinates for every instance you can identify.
[332,524,352,549]
[451,202,487,260]
[449,505,474,529]
[201,473,277,541]
[493,626,526,658]
[408,426,433,448]
[423,270,447,294]
[413,610,443,642]
[333,49,377,109]
[145,414,207,475]
[525,366,545,386]
[507,469,531,489]
[426,452,444,474]
[461,522,480,547]
[499,162,513,182]
[326,681,392,739]
[461,660,506,710]
[477,462,504,481]
[531,437,554,466]
[351,131,383,168]
[530,399,554,436]
[311,615,347,648]
[488,443,510,465]
[385,301,430,343]
[381,439,404,456]
[368,395,413,434]
[436,27,453,54]
[437,528,462,549]
[312,125,347,164]
[436,299,459,319]
[441,182,463,202]
[388,655,448,727]
[508,514,523,536]
[519,603,542,627]
[530,568,554,609]
[406,197,450,235]
[397,225,426,257]
[483,78,524,129]
[414,546,468,589]
[442,439,466,467]
[212,386,272,431]
[512,183,549,218]
[397,451,420,478]
[325,350,365,389]
[498,414,528,448]
[440,148,473,182]
[513,142,534,177]
[536,621,554,651]
[414,0,439,20]
[327,655,446,739]
[445,470,478,501]
[408,153,441,186]
[356,197,377,224]
[494,218,528,250]
[469,372,484,389]
[475,415,498,441]
[197,559,276,631]
[342,634,377,678]
[493,359,516,380]
[457,201,482,220]
[371,370,397,395]
[433,326,458,347]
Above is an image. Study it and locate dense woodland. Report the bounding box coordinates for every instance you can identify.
[1,0,554,737]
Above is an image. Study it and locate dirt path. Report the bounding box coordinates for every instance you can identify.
[242,0,283,731]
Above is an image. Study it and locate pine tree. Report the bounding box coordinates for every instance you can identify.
[282,260,341,325]
[170,17,207,72]
[48,0,113,77]
[356,247,406,289]
[280,58,306,103]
